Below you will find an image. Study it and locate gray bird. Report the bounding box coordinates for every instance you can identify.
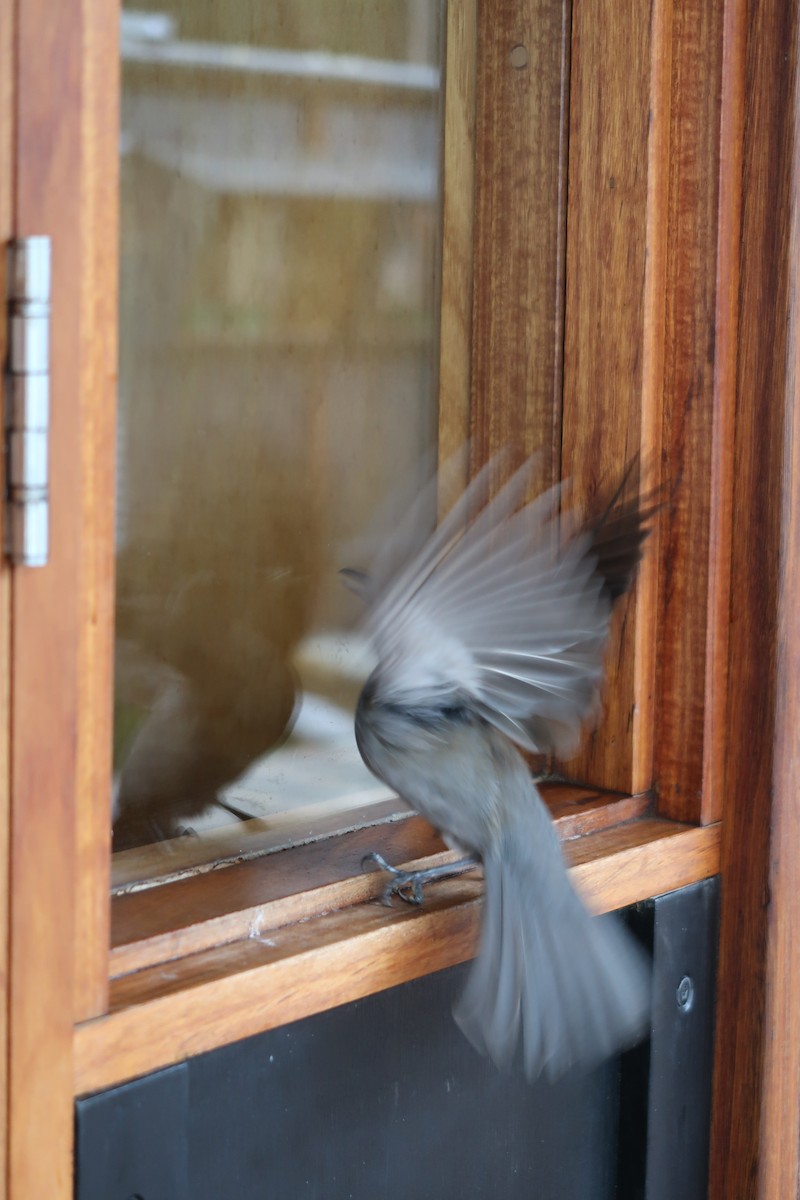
[345,457,655,1081]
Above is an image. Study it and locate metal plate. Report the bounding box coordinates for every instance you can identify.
[75,881,719,1200]
[75,1065,189,1200]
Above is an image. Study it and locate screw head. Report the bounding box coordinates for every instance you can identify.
[676,975,694,1011]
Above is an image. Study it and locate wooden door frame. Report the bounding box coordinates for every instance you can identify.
[5,0,117,1194]
[709,0,800,1195]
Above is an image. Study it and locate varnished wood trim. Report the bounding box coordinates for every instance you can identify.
[111,794,402,891]
[76,819,721,1097]
[73,0,118,1025]
[759,175,800,1196]
[10,0,84,1192]
[653,0,728,825]
[112,817,446,976]
[110,787,649,977]
[559,0,652,793]
[0,0,14,1191]
[710,0,800,1196]
[470,0,571,492]
[631,0,671,795]
[701,0,742,828]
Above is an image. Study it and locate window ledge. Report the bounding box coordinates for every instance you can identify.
[109,782,648,977]
[76,801,721,1097]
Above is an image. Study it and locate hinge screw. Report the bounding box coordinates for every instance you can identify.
[676,975,694,1012]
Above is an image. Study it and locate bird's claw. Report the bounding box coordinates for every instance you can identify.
[362,851,481,908]
[362,852,426,906]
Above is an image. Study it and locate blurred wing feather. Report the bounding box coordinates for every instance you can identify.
[359,459,621,755]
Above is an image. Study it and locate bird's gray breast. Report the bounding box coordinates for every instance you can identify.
[354,679,517,854]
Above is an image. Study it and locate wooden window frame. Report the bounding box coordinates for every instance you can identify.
[3,1,800,1198]
[76,0,723,1083]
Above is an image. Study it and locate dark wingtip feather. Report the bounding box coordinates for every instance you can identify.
[586,462,662,603]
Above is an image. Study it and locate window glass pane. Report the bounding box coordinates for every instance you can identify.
[114,1,443,886]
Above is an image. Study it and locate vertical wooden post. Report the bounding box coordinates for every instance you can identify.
[470,0,572,492]
[8,0,82,1181]
[709,0,800,1196]
[0,2,15,1197]
[560,0,654,794]
[6,0,117,1191]
[73,0,118,1024]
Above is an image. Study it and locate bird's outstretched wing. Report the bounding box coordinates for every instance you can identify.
[349,456,656,758]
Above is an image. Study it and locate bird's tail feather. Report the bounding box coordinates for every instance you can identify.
[454,835,650,1080]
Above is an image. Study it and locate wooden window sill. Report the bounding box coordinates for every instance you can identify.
[75,785,721,1097]
[74,782,724,1099]
[109,783,648,977]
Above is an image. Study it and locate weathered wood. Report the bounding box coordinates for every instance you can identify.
[709,0,800,1196]
[76,819,721,1097]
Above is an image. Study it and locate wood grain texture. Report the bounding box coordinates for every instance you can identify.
[110,795,404,889]
[437,0,476,492]
[0,0,14,1194]
[75,818,720,1097]
[630,0,670,799]
[470,0,571,491]
[653,0,730,824]
[559,0,653,793]
[110,787,649,976]
[568,820,720,913]
[701,0,742,831]
[112,817,447,976]
[9,0,83,1193]
[73,0,118,1024]
[760,168,800,1197]
[709,0,800,1196]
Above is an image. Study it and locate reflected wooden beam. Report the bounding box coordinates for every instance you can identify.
[438,0,477,500]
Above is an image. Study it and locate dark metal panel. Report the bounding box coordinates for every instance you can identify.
[74,882,719,1200]
[616,879,720,1200]
[186,962,620,1200]
[644,877,720,1200]
[616,900,656,1200]
[75,1063,189,1200]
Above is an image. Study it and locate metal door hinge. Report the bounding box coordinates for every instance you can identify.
[5,236,50,566]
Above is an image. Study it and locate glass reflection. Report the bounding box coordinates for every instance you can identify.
[113,3,443,877]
